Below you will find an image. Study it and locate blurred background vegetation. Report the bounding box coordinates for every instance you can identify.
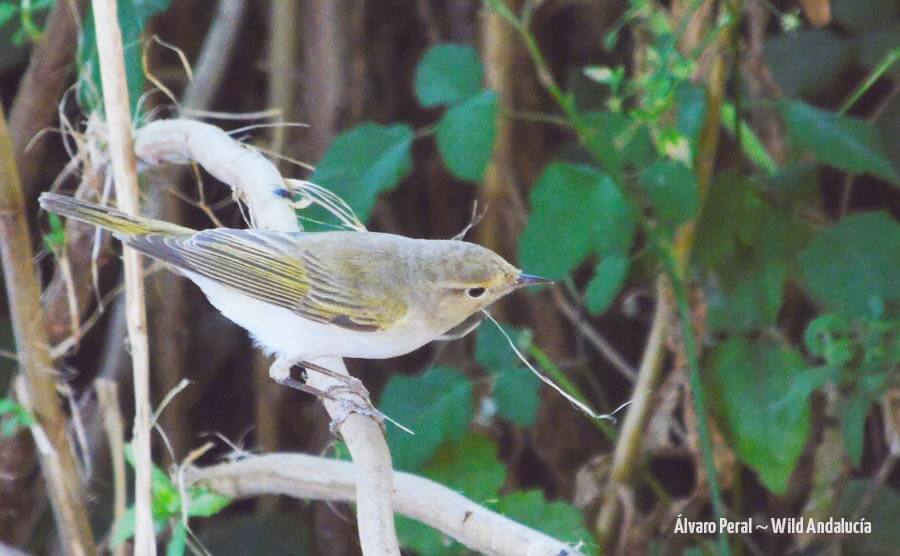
[0,0,899,554]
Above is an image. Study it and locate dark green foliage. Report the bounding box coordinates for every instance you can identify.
[113,445,232,554]
[781,101,900,185]
[0,398,33,437]
[78,0,172,113]
[310,123,414,223]
[638,159,700,226]
[414,44,485,108]
[585,254,630,314]
[705,338,811,494]
[435,90,498,181]
[380,366,473,470]
[765,30,853,97]
[494,491,598,555]
[799,212,900,318]
[518,162,634,280]
[475,324,541,426]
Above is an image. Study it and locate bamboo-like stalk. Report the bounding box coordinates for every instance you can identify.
[96,379,127,556]
[90,0,155,553]
[0,105,95,554]
[189,453,584,556]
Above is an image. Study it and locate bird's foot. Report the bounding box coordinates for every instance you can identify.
[325,385,386,434]
[268,358,384,434]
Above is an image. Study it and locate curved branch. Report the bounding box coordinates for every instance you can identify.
[133,118,399,555]
[189,453,584,556]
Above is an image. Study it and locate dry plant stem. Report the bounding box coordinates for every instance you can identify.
[190,453,584,556]
[0,106,96,554]
[91,0,154,553]
[132,119,400,555]
[595,278,669,539]
[181,0,248,111]
[9,0,87,202]
[95,379,127,556]
[594,1,737,548]
[267,0,298,161]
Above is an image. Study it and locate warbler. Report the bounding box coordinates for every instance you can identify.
[39,193,548,393]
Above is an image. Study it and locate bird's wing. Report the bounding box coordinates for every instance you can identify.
[124,229,406,331]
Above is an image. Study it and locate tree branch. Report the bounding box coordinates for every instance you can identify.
[133,119,399,555]
[188,453,584,556]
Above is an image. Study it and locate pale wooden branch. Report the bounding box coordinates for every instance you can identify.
[181,0,248,111]
[95,379,126,556]
[91,0,154,553]
[188,453,585,556]
[132,119,400,555]
[0,105,95,554]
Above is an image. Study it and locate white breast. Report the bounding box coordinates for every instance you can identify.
[187,274,435,363]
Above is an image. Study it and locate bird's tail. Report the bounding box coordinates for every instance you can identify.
[39,193,193,237]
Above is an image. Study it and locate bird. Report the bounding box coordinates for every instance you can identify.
[39,192,549,402]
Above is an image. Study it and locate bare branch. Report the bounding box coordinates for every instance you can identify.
[189,453,585,556]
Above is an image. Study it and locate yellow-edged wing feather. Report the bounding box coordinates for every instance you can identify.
[126,229,406,331]
[38,193,406,331]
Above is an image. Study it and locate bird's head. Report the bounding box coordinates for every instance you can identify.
[411,240,550,335]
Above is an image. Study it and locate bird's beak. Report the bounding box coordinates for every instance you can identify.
[516,273,553,287]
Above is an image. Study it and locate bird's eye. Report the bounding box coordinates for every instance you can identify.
[466,287,486,298]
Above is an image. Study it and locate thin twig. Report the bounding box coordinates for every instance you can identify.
[91,0,155,552]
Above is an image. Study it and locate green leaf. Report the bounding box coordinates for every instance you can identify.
[585,254,630,314]
[111,506,136,547]
[675,83,707,153]
[43,213,66,251]
[423,433,506,500]
[706,258,786,334]
[397,433,506,555]
[493,367,541,427]
[435,90,498,182]
[836,480,900,555]
[414,44,484,107]
[379,367,473,470]
[475,322,532,372]
[0,4,17,27]
[310,123,414,222]
[781,100,900,185]
[841,392,871,467]
[765,30,852,96]
[799,212,900,318]
[166,520,187,556]
[705,338,811,495]
[396,516,466,556]
[79,0,172,113]
[495,490,596,555]
[638,160,700,226]
[186,486,232,517]
[694,174,766,268]
[582,112,655,173]
[519,162,635,280]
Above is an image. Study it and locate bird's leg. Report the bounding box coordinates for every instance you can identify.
[299,360,369,398]
[268,357,342,401]
[270,357,384,433]
[297,360,385,433]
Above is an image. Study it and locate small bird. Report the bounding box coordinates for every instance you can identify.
[39,193,548,398]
